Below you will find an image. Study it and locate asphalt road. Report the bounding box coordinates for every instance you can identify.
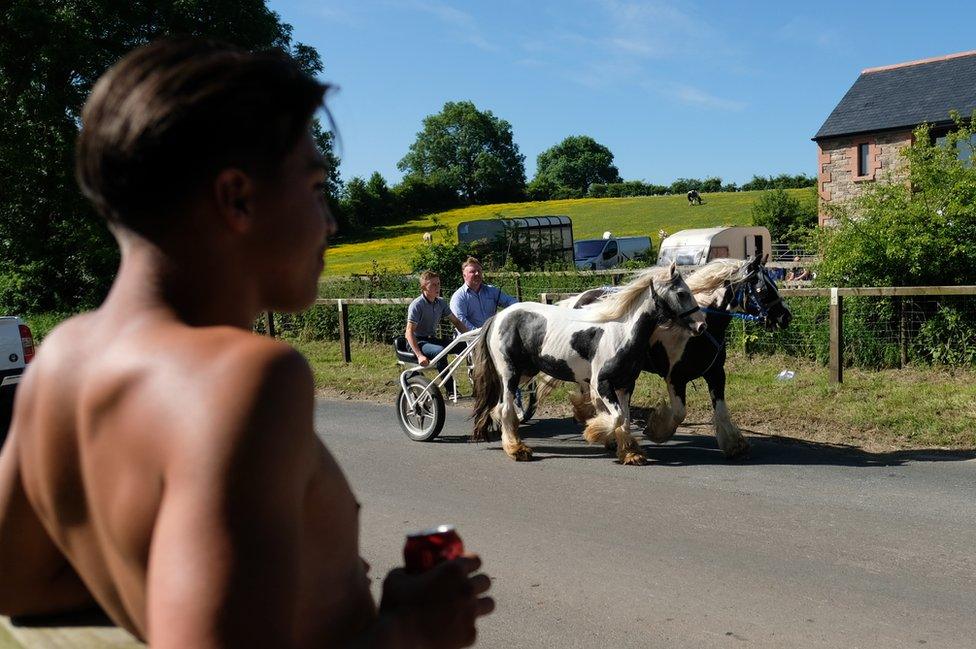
[316,398,976,649]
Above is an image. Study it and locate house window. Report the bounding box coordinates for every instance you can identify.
[936,133,976,164]
[857,143,870,176]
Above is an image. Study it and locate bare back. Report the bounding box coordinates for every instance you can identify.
[6,310,374,644]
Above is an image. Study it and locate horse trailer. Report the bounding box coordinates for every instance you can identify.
[657,226,772,266]
[456,215,574,265]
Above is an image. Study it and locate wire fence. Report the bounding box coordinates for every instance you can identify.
[265,271,976,375]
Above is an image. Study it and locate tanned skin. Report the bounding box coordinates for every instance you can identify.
[0,132,493,647]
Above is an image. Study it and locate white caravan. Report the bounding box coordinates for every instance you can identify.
[656,226,772,266]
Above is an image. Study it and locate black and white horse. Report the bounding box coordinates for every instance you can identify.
[471,263,706,465]
[557,257,792,458]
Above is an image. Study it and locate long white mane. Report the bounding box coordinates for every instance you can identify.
[685,258,748,293]
[581,266,671,322]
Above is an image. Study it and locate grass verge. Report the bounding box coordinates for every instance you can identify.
[292,339,976,452]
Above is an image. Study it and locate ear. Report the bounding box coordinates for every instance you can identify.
[213,168,256,234]
[668,260,677,278]
[762,253,770,264]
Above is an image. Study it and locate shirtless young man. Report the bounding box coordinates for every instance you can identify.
[0,39,492,647]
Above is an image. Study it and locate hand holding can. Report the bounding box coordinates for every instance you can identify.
[403,525,464,574]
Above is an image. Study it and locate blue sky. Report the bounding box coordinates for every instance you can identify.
[269,0,976,187]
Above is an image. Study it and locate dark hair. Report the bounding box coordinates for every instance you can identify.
[76,38,330,235]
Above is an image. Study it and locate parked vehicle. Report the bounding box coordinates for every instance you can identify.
[574,233,653,270]
[456,216,574,265]
[657,226,772,266]
[1,316,34,446]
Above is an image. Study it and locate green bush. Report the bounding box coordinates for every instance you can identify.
[818,115,976,287]
[751,188,817,247]
[913,304,976,365]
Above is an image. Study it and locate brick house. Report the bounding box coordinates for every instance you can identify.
[813,50,976,225]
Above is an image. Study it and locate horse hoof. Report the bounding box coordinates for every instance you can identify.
[507,444,534,461]
[722,439,751,459]
[619,451,647,466]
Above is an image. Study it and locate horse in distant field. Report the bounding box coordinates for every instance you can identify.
[422,231,433,243]
[687,190,702,205]
[471,263,706,465]
[549,256,792,458]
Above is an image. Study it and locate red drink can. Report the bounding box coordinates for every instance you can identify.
[403,525,464,573]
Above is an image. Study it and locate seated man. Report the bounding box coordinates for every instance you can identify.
[405,270,467,392]
[449,256,518,331]
[0,39,492,648]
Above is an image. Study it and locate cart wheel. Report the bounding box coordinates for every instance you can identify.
[395,374,446,441]
[516,379,538,422]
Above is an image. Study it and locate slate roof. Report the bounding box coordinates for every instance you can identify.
[813,50,976,141]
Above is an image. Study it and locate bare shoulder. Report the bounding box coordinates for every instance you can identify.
[170,329,317,455]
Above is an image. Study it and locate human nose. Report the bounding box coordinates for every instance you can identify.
[324,205,338,237]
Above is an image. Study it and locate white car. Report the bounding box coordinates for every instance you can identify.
[1,316,34,445]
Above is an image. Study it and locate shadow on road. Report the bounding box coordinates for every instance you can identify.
[437,415,976,468]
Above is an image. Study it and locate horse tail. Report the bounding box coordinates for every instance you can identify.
[470,316,501,442]
[534,373,561,403]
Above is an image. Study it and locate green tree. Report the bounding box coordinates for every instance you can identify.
[530,135,621,199]
[818,117,976,287]
[751,188,817,247]
[0,0,335,312]
[339,172,396,230]
[398,101,526,204]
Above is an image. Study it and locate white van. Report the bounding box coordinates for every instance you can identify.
[656,226,771,266]
[574,233,652,270]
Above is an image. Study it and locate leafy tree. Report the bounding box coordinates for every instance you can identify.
[398,101,526,204]
[741,173,816,191]
[700,177,723,193]
[588,181,668,198]
[751,188,817,246]
[391,174,459,218]
[818,117,976,287]
[669,178,702,194]
[530,135,621,199]
[338,172,396,230]
[0,0,335,312]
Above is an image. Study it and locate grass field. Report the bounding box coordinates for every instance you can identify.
[295,339,976,452]
[324,189,816,275]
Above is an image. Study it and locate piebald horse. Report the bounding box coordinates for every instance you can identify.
[553,256,792,458]
[471,263,706,465]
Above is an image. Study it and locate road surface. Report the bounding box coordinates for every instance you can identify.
[317,398,975,648]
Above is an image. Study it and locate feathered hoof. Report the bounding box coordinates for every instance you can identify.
[572,403,597,423]
[618,450,648,466]
[506,442,534,462]
[721,436,751,459]
[643,417,677,443]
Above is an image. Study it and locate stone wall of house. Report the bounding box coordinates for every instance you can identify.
[817,130,913,225]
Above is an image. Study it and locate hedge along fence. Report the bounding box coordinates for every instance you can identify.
[258,273,976,382]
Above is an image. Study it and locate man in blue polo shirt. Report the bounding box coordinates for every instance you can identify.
[406,270,468,392]
[449,256,518,330]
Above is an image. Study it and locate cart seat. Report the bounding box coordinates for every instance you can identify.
[393,336,418,364]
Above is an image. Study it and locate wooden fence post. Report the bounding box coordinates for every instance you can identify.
[514,274,523,302]
[337,300,351,363]
[541,293,551,305]
[829,288,843,384]
[610,273,620,286]
[265,311,276,338]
